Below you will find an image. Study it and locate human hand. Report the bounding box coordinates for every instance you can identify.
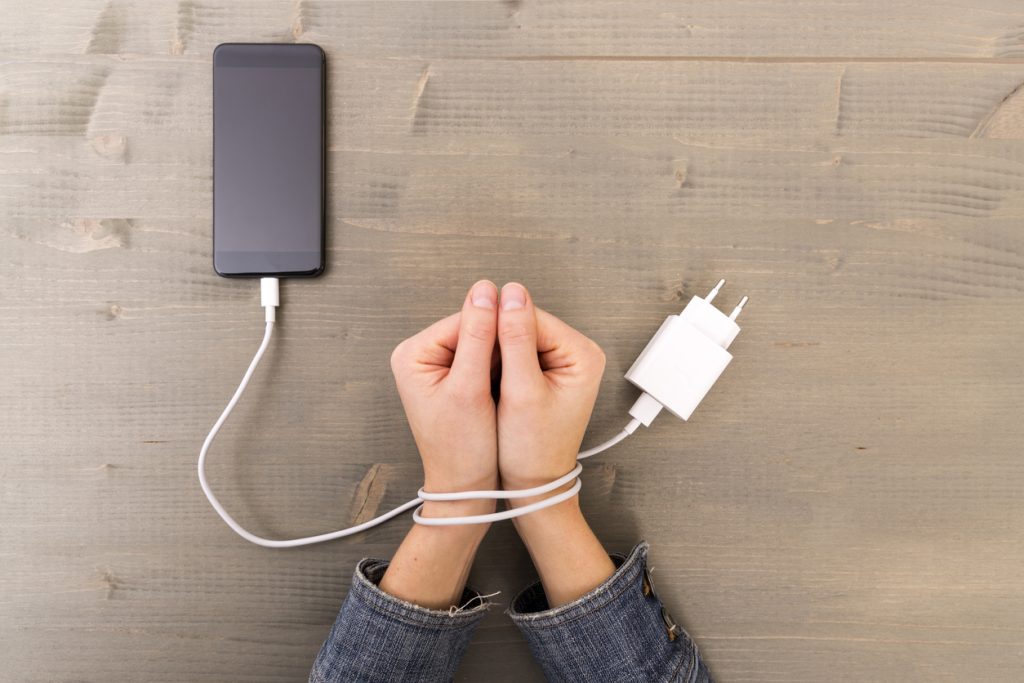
[494,283,606,491]
[380,281,501,608]
[492,282,614,606]
[390,280,500,496]
[384,281,612,609]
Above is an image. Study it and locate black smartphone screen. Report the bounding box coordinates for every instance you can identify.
[213,43,325,277]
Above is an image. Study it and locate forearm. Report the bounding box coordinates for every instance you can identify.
[511,486,615,607]
[380,499,494,609]
[311,499,496,683]
[310,548,492,683]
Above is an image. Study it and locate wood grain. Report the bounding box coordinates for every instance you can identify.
[2,1,1023,681]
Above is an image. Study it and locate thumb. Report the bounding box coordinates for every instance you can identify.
[449,280,499,395]
[497,282,543,394]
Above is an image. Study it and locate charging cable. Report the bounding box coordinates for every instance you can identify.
[198,277,748,547]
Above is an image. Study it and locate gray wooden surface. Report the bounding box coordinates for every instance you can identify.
[2,1,1024,681]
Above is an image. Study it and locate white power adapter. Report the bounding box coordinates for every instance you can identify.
[625,279,748,425]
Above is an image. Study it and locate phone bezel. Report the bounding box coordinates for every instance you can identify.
[212,42,326,278]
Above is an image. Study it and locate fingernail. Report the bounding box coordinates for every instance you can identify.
[501,283,526,311]
[471,280,497,309]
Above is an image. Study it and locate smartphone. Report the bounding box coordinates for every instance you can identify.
[213,43,325,277]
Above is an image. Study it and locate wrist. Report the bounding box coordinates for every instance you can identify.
[500,460,580,495]
[417,471,498,534]
[407,498,494,559]
[509,491,614,608]
[509,481,585,541]
[506,479,580,512]
[422,470,499,496]
[419,497,497,520]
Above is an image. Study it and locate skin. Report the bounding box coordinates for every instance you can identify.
[380,280,614,610]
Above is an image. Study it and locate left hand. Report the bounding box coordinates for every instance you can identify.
[389,280,500,495]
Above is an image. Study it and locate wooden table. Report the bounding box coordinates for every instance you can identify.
[3,2,1023,680]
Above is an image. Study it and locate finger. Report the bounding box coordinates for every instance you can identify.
[392,312,460,372]
[449,280,499,394]
[497,282,543,392]
[535,306,603,373]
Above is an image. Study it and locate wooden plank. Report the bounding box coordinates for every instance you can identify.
[2,1,1024,681]
[3,1,1024,59]
[5,56,1024,145]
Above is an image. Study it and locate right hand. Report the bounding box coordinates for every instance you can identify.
[494,283,607,491]
[389,280,500,498]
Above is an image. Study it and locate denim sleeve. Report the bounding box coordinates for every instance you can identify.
[508,542,712,683]
[310,558,490,683]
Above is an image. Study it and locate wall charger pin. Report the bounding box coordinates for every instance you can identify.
[625,279,748,426]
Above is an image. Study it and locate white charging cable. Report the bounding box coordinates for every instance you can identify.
[198,277,747,547]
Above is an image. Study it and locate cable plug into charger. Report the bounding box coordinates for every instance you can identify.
[625,279,748,427]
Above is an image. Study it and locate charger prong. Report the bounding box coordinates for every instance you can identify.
[728,296,749,321]
[706,278,726,303]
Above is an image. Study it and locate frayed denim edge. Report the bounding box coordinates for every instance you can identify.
[349,557,493,630]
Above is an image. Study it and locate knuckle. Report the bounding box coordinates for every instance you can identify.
[461,319,494,344]
[499,390,535,412]
[389,339,411,373]
[500,375,545,404]
[447,377,487,409]
[580,338,606,372]
[499,321,533,345]
[500,385,550,416]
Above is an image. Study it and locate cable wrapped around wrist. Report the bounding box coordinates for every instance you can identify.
[413,464,585,526]
[198,277,642,546]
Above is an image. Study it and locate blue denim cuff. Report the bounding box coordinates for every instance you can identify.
[348,558,491,625]
[507,542,711,682]
[310,558,491,683]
